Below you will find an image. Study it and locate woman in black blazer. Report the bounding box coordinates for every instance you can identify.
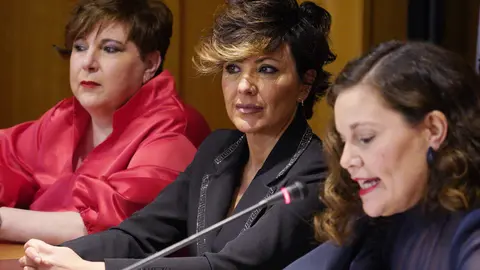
[19,0,335,269]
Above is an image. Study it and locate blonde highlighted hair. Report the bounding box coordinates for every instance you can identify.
[194,0,336,119]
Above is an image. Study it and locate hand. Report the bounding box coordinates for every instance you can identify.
[19,239,93,270]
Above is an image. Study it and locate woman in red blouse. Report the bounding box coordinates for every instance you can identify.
[0,0,210,244]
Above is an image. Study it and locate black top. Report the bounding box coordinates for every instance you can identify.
[62,113,327,270]
[285,206,480,270]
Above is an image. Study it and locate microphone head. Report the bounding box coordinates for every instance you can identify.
[289,181,309,200]
[280,181,309,205]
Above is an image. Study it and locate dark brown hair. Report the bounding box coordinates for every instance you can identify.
[194,0,336,119]
[62,0,172,76]
[316,40,480,245]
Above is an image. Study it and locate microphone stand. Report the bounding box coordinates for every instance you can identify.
[121,181,307,270]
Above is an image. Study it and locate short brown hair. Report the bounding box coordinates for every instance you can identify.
[194,0,336,119]
[316,40,480,245]
[63,0,172,76]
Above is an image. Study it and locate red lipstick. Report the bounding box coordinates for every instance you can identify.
[353,178,381,196]
[80,81,100,88]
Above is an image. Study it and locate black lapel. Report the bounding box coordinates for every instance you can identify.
[237,113,313,228]
[195,134,247,255]
[255,112,312,186]
[210,113,314,251]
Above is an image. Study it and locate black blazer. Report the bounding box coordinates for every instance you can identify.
[63,114,327,270]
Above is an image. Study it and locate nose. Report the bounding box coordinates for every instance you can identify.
[339,143,362,172]
[237,76,258,96]
[81,48,99,72]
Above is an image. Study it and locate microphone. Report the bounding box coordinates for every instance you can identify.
[121,181,309,270]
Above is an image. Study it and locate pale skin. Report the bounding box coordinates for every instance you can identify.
[334,84,448,217]
[0,21,160,245]
[19,44,315,269]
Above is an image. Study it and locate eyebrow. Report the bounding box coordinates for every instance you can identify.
[73,37,126,46]
[254,56,280,63]
[228,56,281,65]
[99,38,126,46]
[349,122,379,130]
[338,122,378,141]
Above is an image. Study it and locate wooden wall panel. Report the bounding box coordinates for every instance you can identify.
[0,1,73,128]
[368,0,408,47]
[179,0,233,130]
[162,0,181,90]
[0,2,14,127]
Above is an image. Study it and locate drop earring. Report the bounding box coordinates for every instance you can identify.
[427,147,435,165]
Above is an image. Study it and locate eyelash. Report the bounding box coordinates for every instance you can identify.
[73,44,86,52]
[359,136,374,144]
[225,64,240,74]
[224,64,279,74]
[72,44,121,54]
[103,46,120,53]
[258,65,278,74]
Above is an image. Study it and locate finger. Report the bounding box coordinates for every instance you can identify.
[38,256,53,267]
[24,246,42,264]
[19,255,38,268]
[18,256,26,267]
[24,239,47,251]
[25,238,56,258]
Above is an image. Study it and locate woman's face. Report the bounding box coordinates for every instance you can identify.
[69,21,157,116]
[334,84,435,217]
[221,45,309,136]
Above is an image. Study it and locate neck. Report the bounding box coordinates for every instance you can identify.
[90,114,113,147]
[244,112,296,171]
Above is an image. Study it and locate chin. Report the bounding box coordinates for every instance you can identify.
[362,202,386,218]
[77,99,101,108]
[232,118,264,134]
[77,98,108,112]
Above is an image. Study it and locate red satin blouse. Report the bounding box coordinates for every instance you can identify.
[0,71,210,233]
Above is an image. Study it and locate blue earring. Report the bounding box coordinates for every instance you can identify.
[427,147,434,165]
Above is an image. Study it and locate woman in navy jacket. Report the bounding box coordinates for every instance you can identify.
[286,41,480,270]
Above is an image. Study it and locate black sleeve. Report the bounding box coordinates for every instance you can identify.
[102,153,326,270]
[61,164,191,260]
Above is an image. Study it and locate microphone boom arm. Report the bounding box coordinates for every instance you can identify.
[121,181,307,270]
